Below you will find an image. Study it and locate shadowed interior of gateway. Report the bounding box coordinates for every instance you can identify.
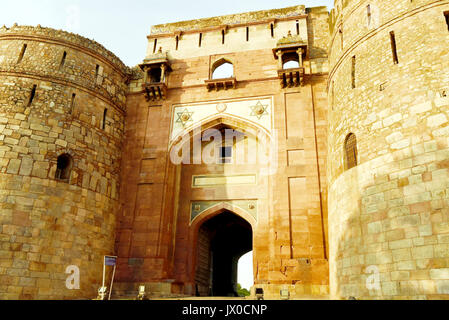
[195,211,253,297]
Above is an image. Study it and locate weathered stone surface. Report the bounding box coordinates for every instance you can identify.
[328,0,449,300]
[0,24,128,300]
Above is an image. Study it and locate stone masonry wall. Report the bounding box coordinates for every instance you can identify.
[328,0,449,299]
[0,25,129,299]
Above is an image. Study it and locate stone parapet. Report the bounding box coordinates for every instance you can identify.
[0,24,128,73]
[150,5,307,35]
[0,25,131,111]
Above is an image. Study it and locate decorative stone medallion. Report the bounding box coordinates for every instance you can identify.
[216,103,228,113]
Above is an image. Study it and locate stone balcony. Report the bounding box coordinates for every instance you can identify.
[139,50,171,101]
[278,67,305,88]
[144,82,167,101]
[273,31,308,88]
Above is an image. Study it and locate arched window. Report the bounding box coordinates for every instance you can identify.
[283,60,300,69]
[282,52,300,70]
[211,59,234,80]
[148,68,162,83]
[55,153,73,182]
[344,133,358,170]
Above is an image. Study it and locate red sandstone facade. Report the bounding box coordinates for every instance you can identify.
[114,5,331,298]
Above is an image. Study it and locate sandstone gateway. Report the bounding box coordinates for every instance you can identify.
[0,0,448,300]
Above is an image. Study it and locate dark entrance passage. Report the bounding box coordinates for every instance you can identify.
[195,211,253,297]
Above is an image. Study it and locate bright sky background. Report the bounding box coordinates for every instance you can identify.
[238,252,254,290]
[0,0,334,67]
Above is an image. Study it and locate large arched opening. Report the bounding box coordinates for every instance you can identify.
[168,114,270,298]
[194,210,253,297]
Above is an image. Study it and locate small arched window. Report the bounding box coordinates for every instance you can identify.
[282,53,300,70]
[283,60,300,69]
[55,153,73,182]
[211,59,234,79]
[344,133,358,170]
[148,68,162,83]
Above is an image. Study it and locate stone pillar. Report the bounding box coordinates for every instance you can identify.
[276,50,284,70]
[161,64,166,83]
[297,48,303,68]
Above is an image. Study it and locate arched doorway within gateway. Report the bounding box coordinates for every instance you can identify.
[194,210,253,297]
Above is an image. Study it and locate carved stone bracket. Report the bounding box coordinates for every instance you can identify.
[144,83,167,101]
[278,67,305,88]
[205,78,237,91]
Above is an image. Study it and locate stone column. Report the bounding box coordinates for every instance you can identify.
[276,50,284,70]
[297,48,303,68]
[161,64,166,83]
[143,66,149,84]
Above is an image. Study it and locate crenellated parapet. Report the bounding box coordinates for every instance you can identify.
[145,5,311,63]
[0,24,131,110]
[150,5,307,35]
[0,24,128,72]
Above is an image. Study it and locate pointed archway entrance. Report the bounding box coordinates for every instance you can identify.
[194,210,253,297]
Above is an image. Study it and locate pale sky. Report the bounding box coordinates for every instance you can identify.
[238,252,253,290]
[0,0,334,66]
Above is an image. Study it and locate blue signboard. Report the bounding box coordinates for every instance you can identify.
[105,256,117,267]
